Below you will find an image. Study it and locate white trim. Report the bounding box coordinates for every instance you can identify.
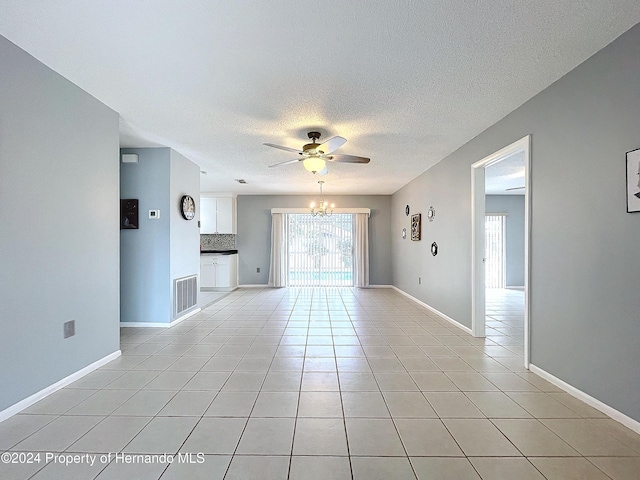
[201,192,237,198]
[392,286,473,335]
[271,207,370,216]
[237,284,393,290]
[201,286,238,292]
[0,350,121,423]
[172,307,202,325]
[471,163,486,338]
[120,307,201,328]
[471,135,531,368]
[529,364,640,435]
[506,285,525,289]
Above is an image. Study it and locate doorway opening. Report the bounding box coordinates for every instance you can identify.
[471,135,531,367]
[287,213,354,287]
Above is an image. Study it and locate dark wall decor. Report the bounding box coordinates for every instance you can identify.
[626,148,640,213]
[411,213,421,241]
[120,199,139,229]
[431,242,438,256]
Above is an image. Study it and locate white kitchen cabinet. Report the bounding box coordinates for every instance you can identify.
[216,197,234,233]
[200,254,238,291]
[200,261,216,288]
[200,196,236,234]
[200,197,217,233]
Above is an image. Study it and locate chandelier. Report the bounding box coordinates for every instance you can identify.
[310,181,335,217]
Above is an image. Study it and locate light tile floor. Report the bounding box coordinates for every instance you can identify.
[2,287,640,479]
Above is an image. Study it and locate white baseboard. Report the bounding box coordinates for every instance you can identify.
[200,286,238,292]
[529,364,640,434]
[239,285,395,289]
[120,307,201,328]
[391,286,473,335]
[172,307,202,325]
[0,350,121,423]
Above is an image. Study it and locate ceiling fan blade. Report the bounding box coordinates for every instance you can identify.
[328,153,370,164]
[317,136,347,155]
[263,143,303,154]
[268,158,301,168]
[505,186,525,191]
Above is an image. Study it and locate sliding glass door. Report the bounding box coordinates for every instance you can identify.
[288,213,354,286]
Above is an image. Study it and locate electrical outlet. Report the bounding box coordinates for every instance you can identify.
[64,320,75,339]
[418,277,421,285]
[257,267,261,273]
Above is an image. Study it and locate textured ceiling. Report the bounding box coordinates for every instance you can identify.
[1,1,639,195]
[485,151,525,196]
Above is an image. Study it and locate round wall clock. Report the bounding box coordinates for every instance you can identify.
[180,195,196,220]
[405,205,410,216]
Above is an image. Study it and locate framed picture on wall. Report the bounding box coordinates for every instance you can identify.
[120,199,139,229]
[626,148,640,213]
[411,213,421,241]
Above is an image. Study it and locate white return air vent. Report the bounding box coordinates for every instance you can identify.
[175,275,198,316]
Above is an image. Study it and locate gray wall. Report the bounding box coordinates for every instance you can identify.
[120,148,171,323]
[237,195,392,285]
[120,148,200,324]
[0,36,120,411]
[392,24,640,421]
[169,149,200,321]
[486,195,525,287]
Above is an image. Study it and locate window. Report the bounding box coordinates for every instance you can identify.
[288,214,354,286]
[485,214,506,289]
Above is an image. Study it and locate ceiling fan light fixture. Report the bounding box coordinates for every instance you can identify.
[315,166,329,176]
[303,156,326,173]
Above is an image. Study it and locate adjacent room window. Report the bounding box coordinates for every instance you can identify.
[485,214,506,289]
[288,213,354,286]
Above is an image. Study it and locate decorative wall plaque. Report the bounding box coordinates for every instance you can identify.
[411,213,421,241]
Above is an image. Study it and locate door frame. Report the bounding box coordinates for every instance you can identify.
[471,135,531,368]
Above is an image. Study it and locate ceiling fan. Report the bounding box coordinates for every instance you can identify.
[264,131,370,174]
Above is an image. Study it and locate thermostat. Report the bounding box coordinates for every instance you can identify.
[149,210,160,219]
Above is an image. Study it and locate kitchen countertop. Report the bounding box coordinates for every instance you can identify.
[200,249,238,255]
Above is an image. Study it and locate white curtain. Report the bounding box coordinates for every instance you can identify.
[268,213,288,287]
[353,213,370,287]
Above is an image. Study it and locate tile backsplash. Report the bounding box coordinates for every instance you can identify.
[201,234,236,250]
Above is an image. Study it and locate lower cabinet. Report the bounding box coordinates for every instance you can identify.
[200,254,238,291]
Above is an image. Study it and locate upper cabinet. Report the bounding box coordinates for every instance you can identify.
[200,195,236,234]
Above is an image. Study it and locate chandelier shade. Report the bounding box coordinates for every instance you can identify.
[310,181,334,217]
